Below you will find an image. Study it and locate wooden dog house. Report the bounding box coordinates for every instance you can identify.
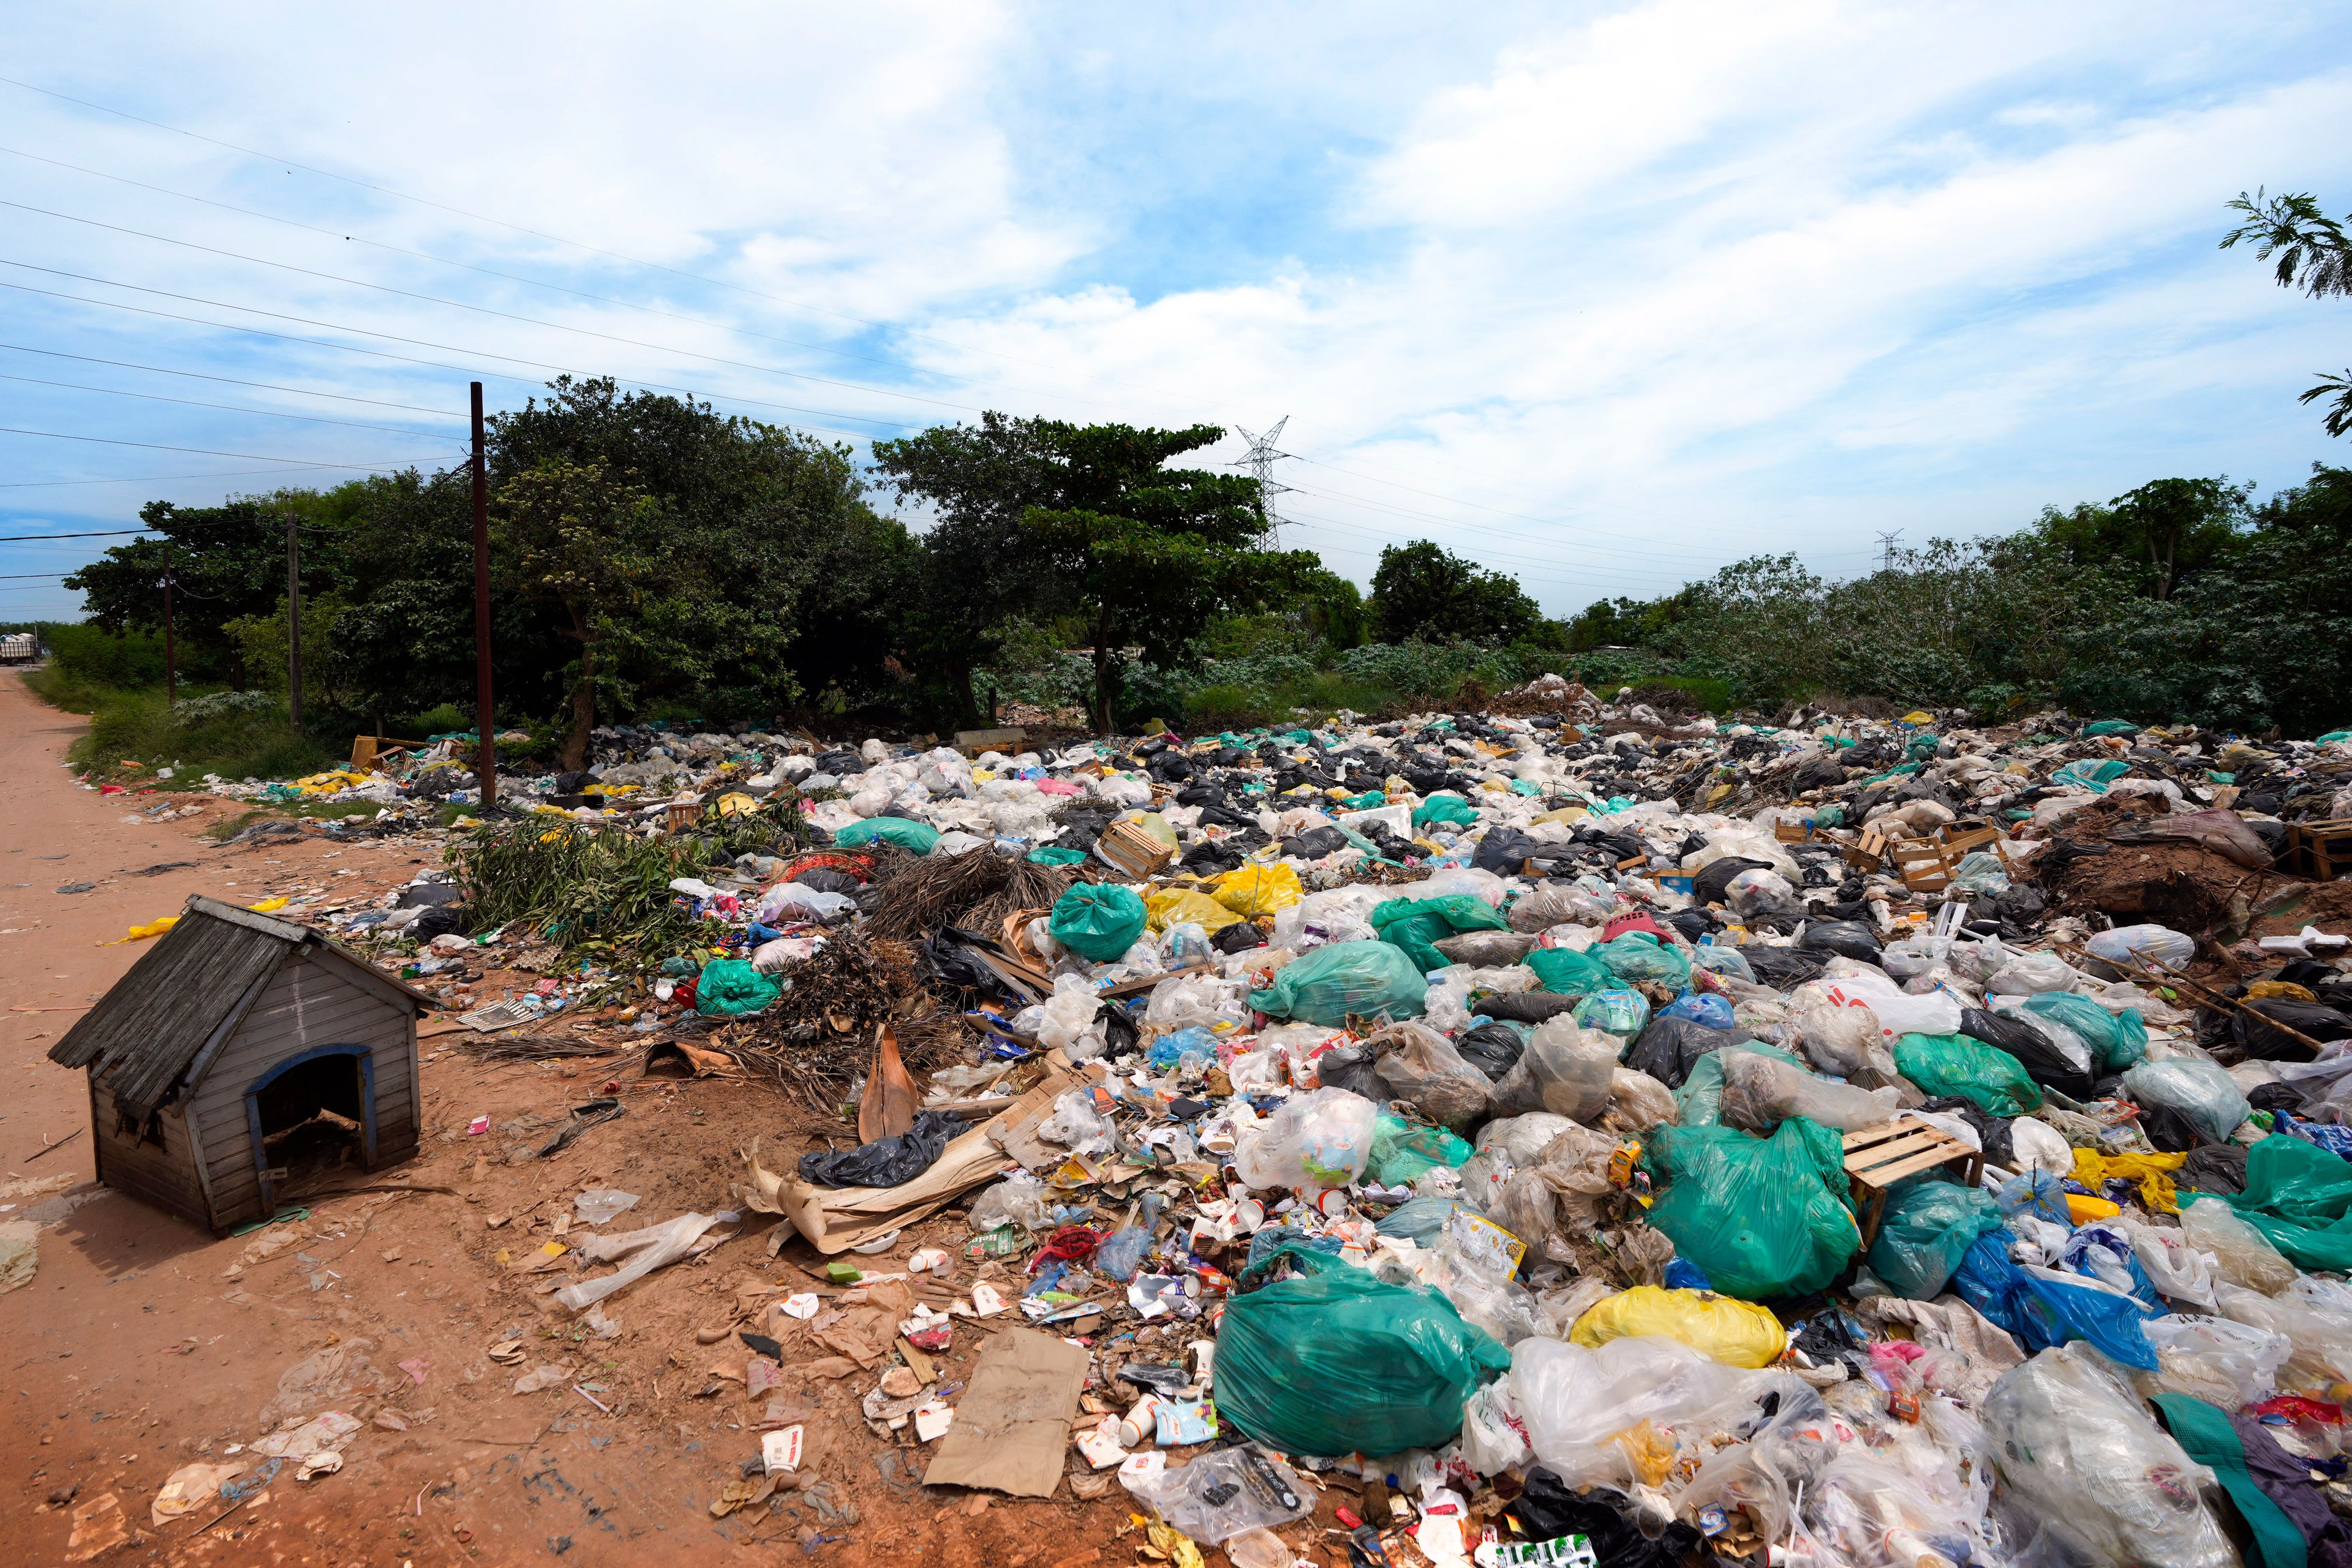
[48,896,431,1232]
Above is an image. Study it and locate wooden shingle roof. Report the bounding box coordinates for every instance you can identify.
[49,895,431,1110]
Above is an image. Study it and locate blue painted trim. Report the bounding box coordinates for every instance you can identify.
[242,1042,377,1215]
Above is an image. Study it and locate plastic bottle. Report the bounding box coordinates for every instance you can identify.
[1096,1192,1168,1282]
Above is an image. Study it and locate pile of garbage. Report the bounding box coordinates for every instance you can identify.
[146,686,2352,1562]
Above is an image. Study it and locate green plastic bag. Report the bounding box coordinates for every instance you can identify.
[1869,1179,2003,1299]
[1412,793,1477,829]
[1645,1118,1860,1300]
[1673,1039,1807,1126]
[2020,991,2146,1071]
[1525,945,1612,996]
[1594,932,1691,989]
[1248,940,1427,1025]
[1215,1242,1509,1456]
[834,816,941,854]
[1370,894,1510,973]
[2081,719,2143,738]
[1026,845,1090,867]
[1893,1033,2042,1115]
[2052,758,2129,793]
[1341,791,1388,811]
[694,957,782,1017]
[2188,1135,2352,1273]
[1048,883,1148,962]
[1368,1113,1474,1187]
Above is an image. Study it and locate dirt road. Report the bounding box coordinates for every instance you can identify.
[0,671,1145,1568]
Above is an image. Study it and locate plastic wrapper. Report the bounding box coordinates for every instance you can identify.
[1573,987,1651,1038]
[1231,1087,1379,1193]
[555,1212,722,1311]
[2179,1198,2300,1294]
[2216,1281,2352,1390]
[1490,1016,1620,1121]
[1122,1446,1314,1545]
[2139,1314,2291,1407]
[1716,1050,1901,1134]
[1982,1346,2236,1568]
[2122,1059,2251,1145]
[1509,1334,1767,1489]
[1366,1021,1493,1131]
[1246,939,1425,1025]
[1869,1180,2003,1300]
[1645,1119,1860,1299]
[1568,1286,1787,1367]
[1891,1031,2041,1115]
[1215,1240,1509,1455]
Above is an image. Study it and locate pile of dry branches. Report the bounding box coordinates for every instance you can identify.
[858,847,1090,943]
[712,935,970,1110]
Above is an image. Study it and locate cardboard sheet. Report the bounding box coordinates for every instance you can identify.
[921,1325,1089,1497]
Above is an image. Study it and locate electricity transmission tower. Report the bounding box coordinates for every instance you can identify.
[1231,418,1297,543]
[1875,529,1904,573]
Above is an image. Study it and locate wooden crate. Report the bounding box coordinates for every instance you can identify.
[1773,820,1815,843]
[1940,820,2002,857]
[1890,838,1954,893]
[1095,818,1175,878]
[1844,1118,1984,1243]
[350,734,430,771]
[1843,827,1891,872]
[2289,820,2352,882]
[666,801,706,832]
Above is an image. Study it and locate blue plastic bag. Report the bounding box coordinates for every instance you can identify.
[1950,1231,2159,1369]
[1660,992,1736,1030]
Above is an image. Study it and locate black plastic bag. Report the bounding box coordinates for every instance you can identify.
[2234,999,2352,1062]
[2177,1143,2250,1195]
[793,866,865,895]
[1455,1020,1526,1082]
[1625,1016,1732,1090]
[1474,828,1545,876]
[1918,1096,2015,1167]
[1959,1007,2095,1100]
[1472,992,1583,1023]
[1741,945,1827,987]
[1283,825,1349,859]
[2139,1102,2216,1155]
[412,903,470,941]
[1694,856,1774,906]
[2248,1080,2309,1115]
[1312,1042,1390,1104]
[1799,920,1882,962]
[1212,920,1267,954]
[797,1111,963,1188]
[1510,1474,1703,1568]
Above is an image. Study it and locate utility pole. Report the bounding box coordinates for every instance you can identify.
[284,514,303,729]
[471,381,496,809]
[161,570,175,707]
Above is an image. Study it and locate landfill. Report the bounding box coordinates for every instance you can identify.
[78,682,2352,1566]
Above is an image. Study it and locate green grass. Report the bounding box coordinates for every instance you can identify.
[59,686,339,785]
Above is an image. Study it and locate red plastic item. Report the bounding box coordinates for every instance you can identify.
[2252,1395,2344,1425]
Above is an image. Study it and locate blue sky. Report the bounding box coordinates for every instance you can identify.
[2,0,2348,621]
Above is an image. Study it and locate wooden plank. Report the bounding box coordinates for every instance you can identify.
[1842,1121,1945,1157]
[1860,1144,1977,1187]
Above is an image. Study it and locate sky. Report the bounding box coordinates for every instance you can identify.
[1,0,2348,622]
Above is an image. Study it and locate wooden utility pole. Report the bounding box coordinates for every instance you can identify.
[284,515,303,729]
[471,382,496,808]
[161,571,175,706]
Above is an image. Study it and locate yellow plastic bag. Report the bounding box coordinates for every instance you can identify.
[111,915,179,944]
[2066,1193,2122,1224]
[1569,1286,1787,1368]
[2071,1148,2185,1214]
[715,792,760,817]
[246,897,290,914]
[1214,864,1303,917]
[1144,888,1242,934]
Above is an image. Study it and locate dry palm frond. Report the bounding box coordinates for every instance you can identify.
[860,849,1086,944]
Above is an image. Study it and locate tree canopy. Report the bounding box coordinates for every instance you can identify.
[1366,540,1542,644]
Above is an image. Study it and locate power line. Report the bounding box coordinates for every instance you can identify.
[0,342,460,415]
[0,466,399,489]
[0,426,446,469]
[0,274,927,439]
[0,528,154,541]
[0,371,453,437]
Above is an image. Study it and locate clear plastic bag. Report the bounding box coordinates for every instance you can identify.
[1985,949,2078,995]
[2121,1059,2251,1145]
[1509,1333,1766,1490]
[1144,972,1245,1033]
[1608,1066,1676,1131]
[2120,1216,2220,1311]
[1485,1119,1621,1264]
[1789,982,1880,1077]
[1367,1021,1494,1131]
[1459,1377,1532,1474]
[1981,1346,2236,1568]
[2179,1199,2299,1294]
[2086,923,2198,978]
[1716,1050,1901,1134]
[1725,867,1803,919]
[1039,1087,1117,1157]
[2139,1314,2291,1407]
[1035,973,1107,1056]
[555,1212,722,1312]
[969,1172,1050,1234]
[1121,1446,1314,1545]
[1490,1017,1619,1122]
[1231,1087,1379,1193]
[2216,1281,2352,1390]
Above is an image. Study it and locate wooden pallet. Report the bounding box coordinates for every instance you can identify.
[1843,1117,1985,1244]
[1096,818,1175,878]
[2288,820,2352,882]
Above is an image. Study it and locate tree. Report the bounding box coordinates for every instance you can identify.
[1016,422,1308,731]
[494,458,671,769]
[2031,478,2248,600]
[1366,540,1540,644]
[2223,189,2352,437]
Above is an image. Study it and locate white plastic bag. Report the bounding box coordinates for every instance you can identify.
[556,1212,721,1311]
[2122,1217,2220,1312]
[1460,1379,1532,1475]
[2217,1281,2352,1390]
[1035,973,1107,1057]
[1814,963,1963,1039]
[2008,1117,2073,1178]
[753,882,858,924]
[1510,1335,1765,1490]
[2086,924,2197,978]
[1230,1087,1379,1193]
[1985,949,2078,995]
[1039,1087,1117,1158]
[1789,982,1880,1077]
[2140,1314,2291,1407]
